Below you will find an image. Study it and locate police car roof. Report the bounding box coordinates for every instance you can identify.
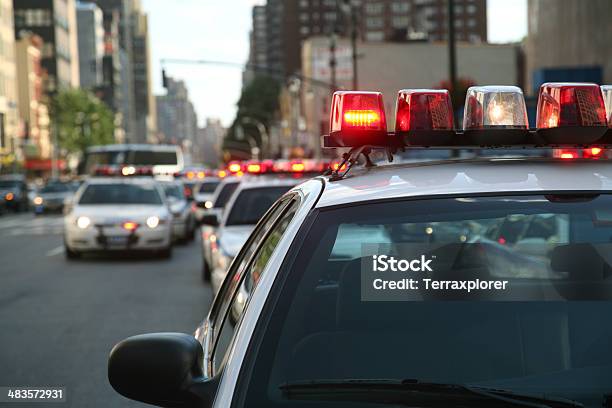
[316,158,612,208]
[237,174,305,189]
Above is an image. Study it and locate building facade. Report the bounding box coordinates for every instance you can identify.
[0,0,18,159]
[15,33,51,166]
[76,1,104,89]
[525,0,612,95]
[156,77,197,148]
[258,0,487,79]
[13,0,80,94]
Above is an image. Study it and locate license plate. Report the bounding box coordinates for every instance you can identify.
[107,236,128,245]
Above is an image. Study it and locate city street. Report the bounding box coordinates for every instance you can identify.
[0,213,213,407]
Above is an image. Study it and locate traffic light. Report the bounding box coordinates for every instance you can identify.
[162,69,168,89]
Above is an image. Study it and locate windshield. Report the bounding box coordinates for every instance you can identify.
[78,183,162,205]
[214,182,239,208]
[199,181,220,194]
[40,183,71,193]
[240,194,612,408]
[162,183,183,200]
[226,186,291,226]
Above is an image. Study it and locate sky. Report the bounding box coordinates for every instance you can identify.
[141,0,527,128]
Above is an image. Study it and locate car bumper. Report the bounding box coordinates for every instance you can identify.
[65,224,171,251]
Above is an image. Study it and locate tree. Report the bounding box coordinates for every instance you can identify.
[50,89,115,155]
[223,75,281,159]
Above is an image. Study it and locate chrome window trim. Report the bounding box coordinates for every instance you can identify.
[212,178,324,407]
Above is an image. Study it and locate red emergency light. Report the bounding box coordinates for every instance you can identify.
[395,89,454,145]
[536,82,608,144]
[327,91,388,147]
[227,161,243,174]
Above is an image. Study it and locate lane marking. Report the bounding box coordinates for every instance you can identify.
[46,246,64,257]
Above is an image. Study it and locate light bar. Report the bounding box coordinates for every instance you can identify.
[536,82,607,144]
[328,91,388,147]
[395,89,454,145]
[463,86,529,145]
[464,86,528,129]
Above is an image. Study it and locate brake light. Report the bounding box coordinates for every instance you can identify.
[122,221,138,231]
[463,86,529,129]
[396,89,454,131]
[329,91,388,147]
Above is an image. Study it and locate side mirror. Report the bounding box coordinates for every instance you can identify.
[200,213,219,227]
[108,333,216,408]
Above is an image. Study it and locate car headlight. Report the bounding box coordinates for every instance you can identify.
[33,196,43,205]
[146,216,160,229]
[204,201,213,209]
[76,216,91,229]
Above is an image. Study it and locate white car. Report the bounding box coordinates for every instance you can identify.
[158,179,196,242]
[64,177,173,259]
[199,177,241,281]
[108,84,612,408]
[193,177,221,222]
[207,176,303,293]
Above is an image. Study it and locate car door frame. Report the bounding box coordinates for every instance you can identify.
[211,178,324,407]
[195,179,322,381]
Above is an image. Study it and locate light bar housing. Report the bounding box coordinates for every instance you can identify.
[326,91,388,147]
[463,85,529,145]
[536,82,608,144]
[395,89,455,146]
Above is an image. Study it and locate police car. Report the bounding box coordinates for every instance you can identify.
[206,172,313,294]
[109,83,612,408]
[64,177,173,258]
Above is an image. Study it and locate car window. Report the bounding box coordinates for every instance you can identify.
[238,194,612,407]
[214,182,239,208]
[226,186,293,226]
[78,183,162,205]
[162,183,183,200]
[199,181,220,194]
[212,196,300,373]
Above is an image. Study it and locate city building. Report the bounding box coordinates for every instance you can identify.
[131,9,156,143]
[15,33,51,172]
[300,37,520,156]
[525,0,612,95]
[13,0,80,94]
[76,1,104,90]
[196,119,225,167]
[359,0,486,43]
[156,76,197,149]
[0,0,18,161]
[243,5,268,87]
[84,0,155,144]
[257,0,487,79]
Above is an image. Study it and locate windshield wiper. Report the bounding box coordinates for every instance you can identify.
[280,379,584,408]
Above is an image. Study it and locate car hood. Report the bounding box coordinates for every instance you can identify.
[72,205,168,223]
[219,225,255,257]
[38,192,72,200]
